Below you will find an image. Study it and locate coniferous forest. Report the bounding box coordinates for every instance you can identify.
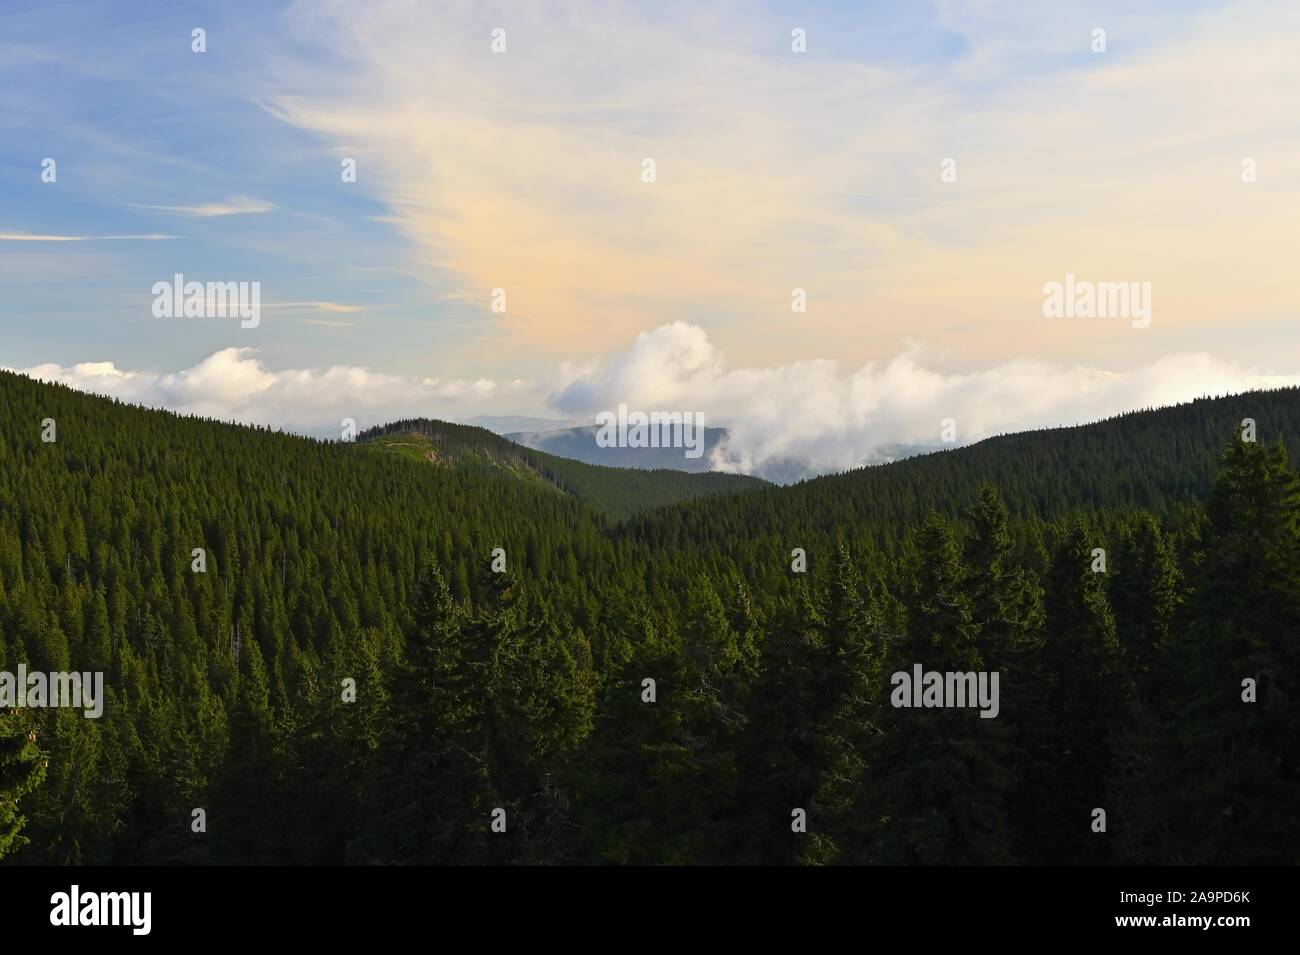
[1,369,1297,865]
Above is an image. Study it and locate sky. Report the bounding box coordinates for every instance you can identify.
[2,0,1299,474]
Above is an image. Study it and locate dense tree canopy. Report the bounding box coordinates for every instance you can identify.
[1,371,1296,864]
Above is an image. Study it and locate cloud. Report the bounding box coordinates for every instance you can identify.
[550,323,1300,478]
[134,196,276,217]
[264,301,367,313]
[10,348,501,438]
[259,0,1300,373]
[13,324,1296,477]
[0,233,177,241]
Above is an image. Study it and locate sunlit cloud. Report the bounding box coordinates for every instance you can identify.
[7,348,505,437]
[133,196,276,217]
[12,323,1299,477]
[0,232,177,241]
[264,301,367,313]
[552,322,1300,477]
[262,0,1300,372]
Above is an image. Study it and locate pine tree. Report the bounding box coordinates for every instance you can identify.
[1109,513,1179,694]
[963,485,1045,861]
[364,561,490,864]
[1160,438,1300,863]
[867,512,1013,864]
[1035,519,1131,863]
[806,537,883,864]
[738,581,826,864]
[0,710,46,860]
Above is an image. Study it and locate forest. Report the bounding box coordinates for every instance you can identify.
[1,370,1296,865]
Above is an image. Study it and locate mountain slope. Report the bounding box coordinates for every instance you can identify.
[2,369,1296,867]
[507,424,944,482]
[506,424,729,473]
[358,418,766,521]
[622,387,1300,551]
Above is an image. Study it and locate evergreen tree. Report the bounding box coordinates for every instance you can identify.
[1035,519,1131,863]
[1160,438,1300,863]
[3,363,1298,865]
[806,538,883,864]
[963,485,1046,861]
[867,513,1013,864]
[738,581,827,864]
[1109,513,1180,694]
[364,562,489,864]
[0,710,45,860]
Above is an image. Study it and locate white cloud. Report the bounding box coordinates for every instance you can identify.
[10,348,503,438]
[264,301,366,313]
[134,196,275,217]
[11,326,1300,474]
[551,323,1300,477]
[0,233,177,241]
[258,0,1300,374]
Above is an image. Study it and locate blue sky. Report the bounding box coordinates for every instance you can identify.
[1,0,438,373]
[1,0,1296,472]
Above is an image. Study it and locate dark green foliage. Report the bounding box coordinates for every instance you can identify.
[864,514,1014,864]
[1,369,1296,864]
[1155,439,1300,863]
[1034,520,1131,863]
[360,419,766,521]
[0,710,46,859]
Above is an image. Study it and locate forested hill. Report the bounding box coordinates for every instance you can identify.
[624,387,1300,554]
[358,418,766,520]
[1,369,1296,867]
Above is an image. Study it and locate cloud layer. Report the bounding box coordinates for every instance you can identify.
[262,0,1300,373]
[10,348,500,439]
[12,323,1298,476]
[551,323,1300,476]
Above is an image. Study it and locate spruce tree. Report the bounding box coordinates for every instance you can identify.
[1109,513,1179,694]
[963,485,1045,861]
[1036,519,1131,863]
[868,512,1013,864]
[738,581,827,864]
[365,561,489,864]
[1161,438,1300,863]
[0,710,46,860]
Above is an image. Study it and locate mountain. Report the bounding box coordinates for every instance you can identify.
[1,368,1296,867]
[358,418,766,521]
[506,424,945,482]
[506,423,729,473]
[462,415,584,435]
[623,388,1300,555]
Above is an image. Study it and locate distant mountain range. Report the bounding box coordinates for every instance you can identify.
[462,415,587,434]
[506,424,729,473]
[506,424,945,483]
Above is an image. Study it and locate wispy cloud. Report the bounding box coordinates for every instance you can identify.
[264,301,366,314]
[263,0,1300,372]
[0,232,177,241]
[133,196,275,217]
